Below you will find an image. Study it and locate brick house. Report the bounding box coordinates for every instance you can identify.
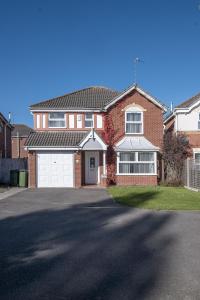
[164,92,200,159]
[25,84,167,188]
[0,112,12,158]
[11,124,33,158]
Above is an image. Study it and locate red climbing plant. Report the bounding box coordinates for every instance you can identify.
[102,113,116,184]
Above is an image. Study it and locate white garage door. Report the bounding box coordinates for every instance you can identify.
[37,151,74,187]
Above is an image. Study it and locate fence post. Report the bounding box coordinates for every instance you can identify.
[186,158,190,188]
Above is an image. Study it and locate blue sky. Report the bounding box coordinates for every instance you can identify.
[0,0,200,126]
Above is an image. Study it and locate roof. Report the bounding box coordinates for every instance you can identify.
[12,124,33,137]
[163,111,175,124]
[29,84,167,112]
[105,84,168,112]
[25,131,88,148]
[175,92,200,109]
[115,136,159,151]
[0,112,12,128]
[30,87,120,111]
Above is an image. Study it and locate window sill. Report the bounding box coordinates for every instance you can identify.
[125,132,144,135]
[116,173,157,176]
[48,126,66,129]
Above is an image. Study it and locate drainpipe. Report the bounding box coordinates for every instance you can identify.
[17,131,20,158]
[4,125,7,158]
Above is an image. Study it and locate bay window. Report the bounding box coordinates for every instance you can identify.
[85,113,94,128]
[126,112,143,134]
[48,112,66,128]
[118,151,156,174]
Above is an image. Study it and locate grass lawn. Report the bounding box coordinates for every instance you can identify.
[109,186,200,210]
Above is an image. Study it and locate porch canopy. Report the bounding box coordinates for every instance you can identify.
[79,130,107,151]
[115,136,159,151]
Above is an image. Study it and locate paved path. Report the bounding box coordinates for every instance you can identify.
[0,187,27,200]
[0,188,200,300]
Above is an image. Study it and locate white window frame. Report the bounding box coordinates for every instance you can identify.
[198,113,200,130]
[194,151,200,161]
[116,151,157,175]
[85,113,94,128]
[48,112,66,128]
[125,111,143,134]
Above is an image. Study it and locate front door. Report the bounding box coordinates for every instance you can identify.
[85,151,99,184]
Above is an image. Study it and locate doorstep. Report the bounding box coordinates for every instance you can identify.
[82,185,106,189]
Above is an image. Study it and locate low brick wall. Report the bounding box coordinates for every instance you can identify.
[116,175,158,186]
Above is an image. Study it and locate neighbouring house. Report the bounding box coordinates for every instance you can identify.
[25,84,167,188]
[0,112,12,158]
[11,124,33,158]
[164,92,200,160]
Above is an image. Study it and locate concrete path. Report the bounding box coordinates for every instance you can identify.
[0,188,200,300]
[0,187,27,200]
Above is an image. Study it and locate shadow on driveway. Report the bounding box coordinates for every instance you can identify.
[0,192,174,300]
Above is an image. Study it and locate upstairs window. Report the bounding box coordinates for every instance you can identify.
[48,112,66,128]
[85,113,94,128]
[125,112,143,134]
[198,113,200,130]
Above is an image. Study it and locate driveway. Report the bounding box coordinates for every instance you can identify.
[0,189,200,300]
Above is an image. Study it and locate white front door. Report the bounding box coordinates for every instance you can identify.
[37,151,74,187]
[85,151,99,184]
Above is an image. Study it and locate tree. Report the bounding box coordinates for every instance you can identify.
[163,131,191,185]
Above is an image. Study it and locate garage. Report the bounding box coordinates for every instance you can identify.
[37,151,74,187]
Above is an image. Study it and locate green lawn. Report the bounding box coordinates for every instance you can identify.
[109,186,200,210]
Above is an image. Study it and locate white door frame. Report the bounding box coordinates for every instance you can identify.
[85,151,100,184]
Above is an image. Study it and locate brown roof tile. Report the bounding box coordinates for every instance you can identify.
[30,87,120,110]
[25,131,87,147]
[176,92,200,108]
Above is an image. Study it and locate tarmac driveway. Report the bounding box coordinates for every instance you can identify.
[0,188,200,300]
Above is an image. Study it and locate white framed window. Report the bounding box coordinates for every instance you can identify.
[194,152,200,161]
[77,114,82,128]
[125,111,143,134]
[85,113,94,128]
[117,151,156,175]
[48,112,66,128]
[198,113,200,130]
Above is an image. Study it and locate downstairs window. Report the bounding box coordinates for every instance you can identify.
[118,151,156,174]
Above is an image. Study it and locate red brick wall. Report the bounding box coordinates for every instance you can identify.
[183,132,200,148]
[107,90,164,148]
[116,175,157,186]
[74,151,82,188]
[164,117,175,132]
[12,137,28,158]
[28,151,36,188]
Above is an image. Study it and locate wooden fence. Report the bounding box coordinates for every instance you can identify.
[0,158,28,184]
